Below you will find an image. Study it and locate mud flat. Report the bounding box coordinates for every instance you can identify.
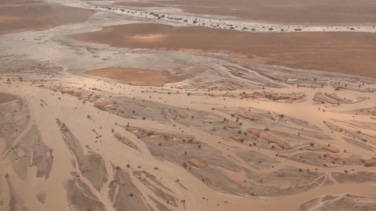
[0,0,94,34]
[114,0,376,24]
[86,67,185,86]
[71,23,376,78]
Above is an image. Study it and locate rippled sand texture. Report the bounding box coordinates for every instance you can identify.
[1,0,376,210]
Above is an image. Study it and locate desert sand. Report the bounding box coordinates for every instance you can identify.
[1,0,376,210]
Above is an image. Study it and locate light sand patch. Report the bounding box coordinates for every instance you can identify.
[230,134,243,142]
[177,111,188,119]
[0,16,20,24]
[187,65,206,74]
[247,128,262,137]
[113,1,165,8]
[226,120,238,129]
[259,133,292,149]
[131,34,165,42]
[236,111,259,121]
[187,158,207,168]
[364,156,376,167]
[86,67,185,86]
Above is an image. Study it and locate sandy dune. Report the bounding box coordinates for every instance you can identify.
[1,0,376,210]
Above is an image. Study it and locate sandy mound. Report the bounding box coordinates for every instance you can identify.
[177,111,189,119]
[225,120,238,129]
[187,158,207,168]
[364,156,376,167]
[71,23,376,78]
[86,67,184,86]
